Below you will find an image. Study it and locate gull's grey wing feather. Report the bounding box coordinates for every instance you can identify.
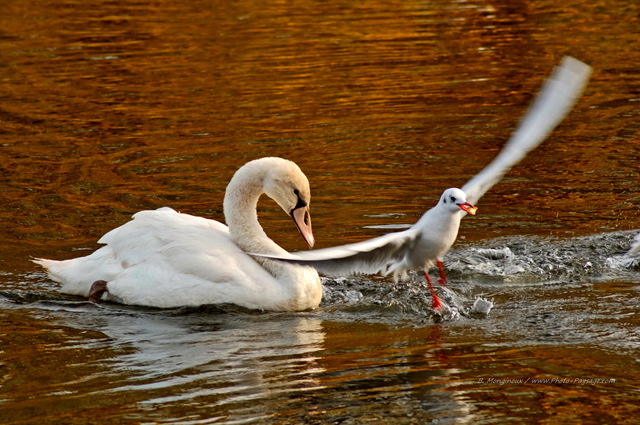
[462,56,592,206]
[253,228,421,276]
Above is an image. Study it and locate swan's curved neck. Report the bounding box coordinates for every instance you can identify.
[223,162,281,255]
[220,159,321,310]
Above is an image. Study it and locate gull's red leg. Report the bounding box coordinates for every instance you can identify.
[424,272,443,311]
[436,260,448,286]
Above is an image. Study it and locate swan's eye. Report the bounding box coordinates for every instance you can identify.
[293,189,307,209]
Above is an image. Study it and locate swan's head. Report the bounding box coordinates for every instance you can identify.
[439,188,477,215]
[263,159,315,248]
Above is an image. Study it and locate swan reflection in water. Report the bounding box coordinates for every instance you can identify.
[77,306,327,405]
[9,291,479,423]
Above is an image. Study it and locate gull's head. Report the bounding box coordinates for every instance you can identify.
[439,188,477,215]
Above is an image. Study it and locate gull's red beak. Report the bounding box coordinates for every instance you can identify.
[291,206,315,248]
[458,202,478,215]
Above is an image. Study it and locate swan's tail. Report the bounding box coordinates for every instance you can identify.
[32,257,89,297]
[32,248,121,297]
[32,257,66,283]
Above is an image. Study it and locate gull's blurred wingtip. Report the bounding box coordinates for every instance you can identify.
[560,56,592,72]
[556,56,592,91]
[460,55,592,206]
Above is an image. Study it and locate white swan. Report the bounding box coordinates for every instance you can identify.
[255,57,592,310]
[33,157,322,311]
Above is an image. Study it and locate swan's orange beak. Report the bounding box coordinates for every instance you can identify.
[459,202,478,215]
[291,206,315,248]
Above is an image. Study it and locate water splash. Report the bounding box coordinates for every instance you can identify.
[318,230,640,322]
[446,230,640,284]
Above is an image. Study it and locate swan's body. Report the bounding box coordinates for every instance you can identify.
[256,57,592,308]
[34,157,322,311]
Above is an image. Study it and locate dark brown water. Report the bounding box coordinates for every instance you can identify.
[1,0,639,423]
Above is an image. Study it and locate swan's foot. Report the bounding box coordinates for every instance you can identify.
[436,260,448,286]
[88,280,108,303]
[423,272,443,312]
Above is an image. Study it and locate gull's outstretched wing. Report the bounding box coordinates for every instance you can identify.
[255,57,591,276]
[462,56,592,206]
[254,228,420,276]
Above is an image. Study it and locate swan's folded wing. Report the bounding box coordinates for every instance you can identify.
[463,56,592,207]
[253,228,421,276]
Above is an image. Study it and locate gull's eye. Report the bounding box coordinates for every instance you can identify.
[449,196,456,203]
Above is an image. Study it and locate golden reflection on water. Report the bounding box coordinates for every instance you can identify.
[2,0,638,263]
[1,0,640,423]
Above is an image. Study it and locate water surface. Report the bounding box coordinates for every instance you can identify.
[1,0,639,423]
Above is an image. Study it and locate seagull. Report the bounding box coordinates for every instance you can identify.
[253,56,592,310]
